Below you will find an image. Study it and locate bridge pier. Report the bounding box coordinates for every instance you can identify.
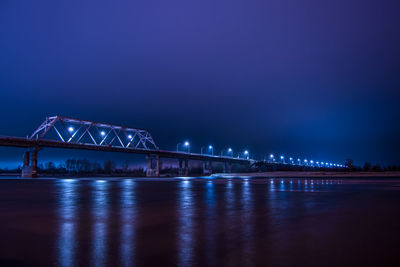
[223,162,232,173]
[21,147,39,178]
[202,160,212,175]
[178,159,189,176]
[146,154,160,177]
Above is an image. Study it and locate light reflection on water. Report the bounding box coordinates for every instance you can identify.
[204,180,216,265]
[241,178,254,266]
[120,179,136,267]
[57,179,78,267]
[178,180,194,267]
[53,178,350,266]
[92,180,109,267]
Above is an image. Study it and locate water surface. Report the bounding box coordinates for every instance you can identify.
[0,177,399,266]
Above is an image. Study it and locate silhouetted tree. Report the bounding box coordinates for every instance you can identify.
[372,164,382,172]
[92,162,102,173]
[46,161,55,170]
[66,159,77,172]
[122,160,129,172]
[104,160,116,173]
[363,162,371,171]
[345,159,355,170]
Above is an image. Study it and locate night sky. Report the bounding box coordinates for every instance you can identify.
[0,0,399,166]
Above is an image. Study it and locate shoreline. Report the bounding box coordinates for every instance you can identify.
[212,171,400,178]
[1,171,400,179]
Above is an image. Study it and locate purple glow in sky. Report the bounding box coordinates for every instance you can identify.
[0,0,399,165]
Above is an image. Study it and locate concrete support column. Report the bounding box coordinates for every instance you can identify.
[178,159,183,176]
[202,160,212,175]
[23,151,30,168]
[184,159,189,176]
[31,148,38,178]
[223,162,232,173]
[178,159,189,176]
[21,147,39,178]
[146,154,160,177]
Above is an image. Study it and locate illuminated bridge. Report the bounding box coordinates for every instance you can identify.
[0,116,345,178]
[0,116,254,177]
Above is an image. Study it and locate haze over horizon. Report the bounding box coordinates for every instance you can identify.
[1,0,399,167]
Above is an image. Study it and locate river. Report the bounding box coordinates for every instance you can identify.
[0,177,399,266]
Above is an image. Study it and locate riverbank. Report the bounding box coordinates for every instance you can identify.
[2,171,400,179]
[212,171,400,178]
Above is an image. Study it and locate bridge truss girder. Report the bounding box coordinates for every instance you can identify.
[29,116,159,150]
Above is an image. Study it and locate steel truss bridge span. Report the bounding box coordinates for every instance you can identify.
[30,116,159,150]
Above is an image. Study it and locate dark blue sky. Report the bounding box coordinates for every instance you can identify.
[0,0,399,166]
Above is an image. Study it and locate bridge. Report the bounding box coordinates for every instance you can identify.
[0,116,345,178]
[0,116,253,177]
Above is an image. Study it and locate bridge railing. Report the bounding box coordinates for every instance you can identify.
[29,116,159,150]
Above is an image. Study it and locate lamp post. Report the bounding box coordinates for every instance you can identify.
[177,141,190,153]
[270,154,274,162]
[244,150,249,160]
[184,141,190,153]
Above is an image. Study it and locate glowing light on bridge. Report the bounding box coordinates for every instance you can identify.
[184,141,190,153]
[100,131,105,136]
[68,127,74,132]
[208,145,214,155]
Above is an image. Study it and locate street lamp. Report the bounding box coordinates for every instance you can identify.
[208,145,214,155]
[222,148,233,157]
[184,141,190,153]
[270,154,274,162]
[177,141,190,152]
[244,150,249,159]
[280,155,285,163]
[100,131,106,136]
[68,127,74,132]
[128,134,132,139]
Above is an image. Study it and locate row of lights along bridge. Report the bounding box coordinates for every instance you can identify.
[67,125,344,169]
[177,141,345,168]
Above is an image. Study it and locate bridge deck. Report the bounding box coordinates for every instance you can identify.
[0,136,251,164]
